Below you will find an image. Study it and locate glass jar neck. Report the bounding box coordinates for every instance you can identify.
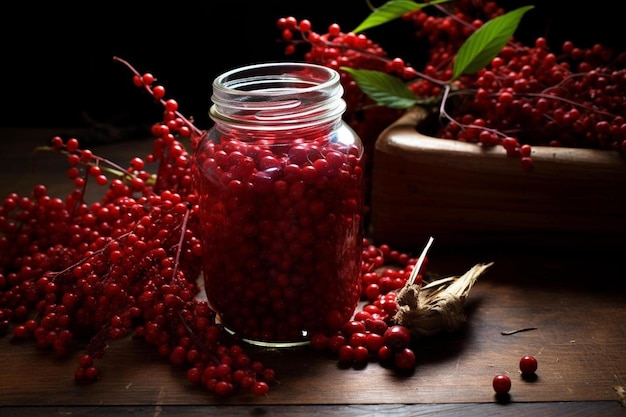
[209,62,346,135]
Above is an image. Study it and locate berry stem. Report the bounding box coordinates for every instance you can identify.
[408,236,434,285]
[112,56,204,137]
[170,202,192,286]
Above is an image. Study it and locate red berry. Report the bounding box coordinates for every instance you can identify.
[341,320,366,336]
[364,332,385,353]
[164,99,178,112]
[337,344,355,363]
[492,374,511,395]
[152,85,166,99]
[519,355,538,374]
[310,333,329,350]
[66,138,79,152]
[377,345,394,362]
[253,381,270,396]
[364,318,388,335]
[352,345,370,363]
[382,325,411,351]
[327,334,347,353]
[141,73,155,85]
[394,348,416,370]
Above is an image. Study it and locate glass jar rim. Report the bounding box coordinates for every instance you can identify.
[209,62,346,130]
[212,62,341,96]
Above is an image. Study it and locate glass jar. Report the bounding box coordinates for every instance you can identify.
[192,62,364,347]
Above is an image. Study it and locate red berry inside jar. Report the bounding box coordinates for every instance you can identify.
[193,63,365,346]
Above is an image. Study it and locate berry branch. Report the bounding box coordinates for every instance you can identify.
[113,56,203,139]
[278,0,626,171]
[0,56,281,396]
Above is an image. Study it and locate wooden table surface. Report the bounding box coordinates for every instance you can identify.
[1,128,625,417]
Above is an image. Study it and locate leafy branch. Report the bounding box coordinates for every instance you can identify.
[342,4,535,109]
[354,0,453,33]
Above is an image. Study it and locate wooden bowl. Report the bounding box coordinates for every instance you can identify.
[370,107,626,253]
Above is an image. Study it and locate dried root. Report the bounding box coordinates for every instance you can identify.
[392,262,493,338]
[615,386,626,407]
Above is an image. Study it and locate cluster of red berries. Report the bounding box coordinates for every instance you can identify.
[493,355,539,397]
[0,57,277,397]
[0,55,437,397]
[276,15,407,172]
[278,0,626,171]
[307,241,426,371]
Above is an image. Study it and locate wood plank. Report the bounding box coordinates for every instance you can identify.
[0,253,624,407]
[1,402,625,417]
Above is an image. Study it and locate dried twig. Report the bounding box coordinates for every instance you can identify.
[500,327,538,335]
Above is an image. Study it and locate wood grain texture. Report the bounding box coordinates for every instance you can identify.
[0,252,624,409]
[0,128,624,416]
[1,402,625,417]
[370,107,626,252]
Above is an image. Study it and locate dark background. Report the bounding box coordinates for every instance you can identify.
[2,1,621,133]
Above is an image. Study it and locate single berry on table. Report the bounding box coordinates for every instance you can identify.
[492,374,512,395]
[519,355,538,374]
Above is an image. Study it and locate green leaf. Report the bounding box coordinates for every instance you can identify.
[353,0,451,33]
[452,5,535,80]
[341,67,418,109]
